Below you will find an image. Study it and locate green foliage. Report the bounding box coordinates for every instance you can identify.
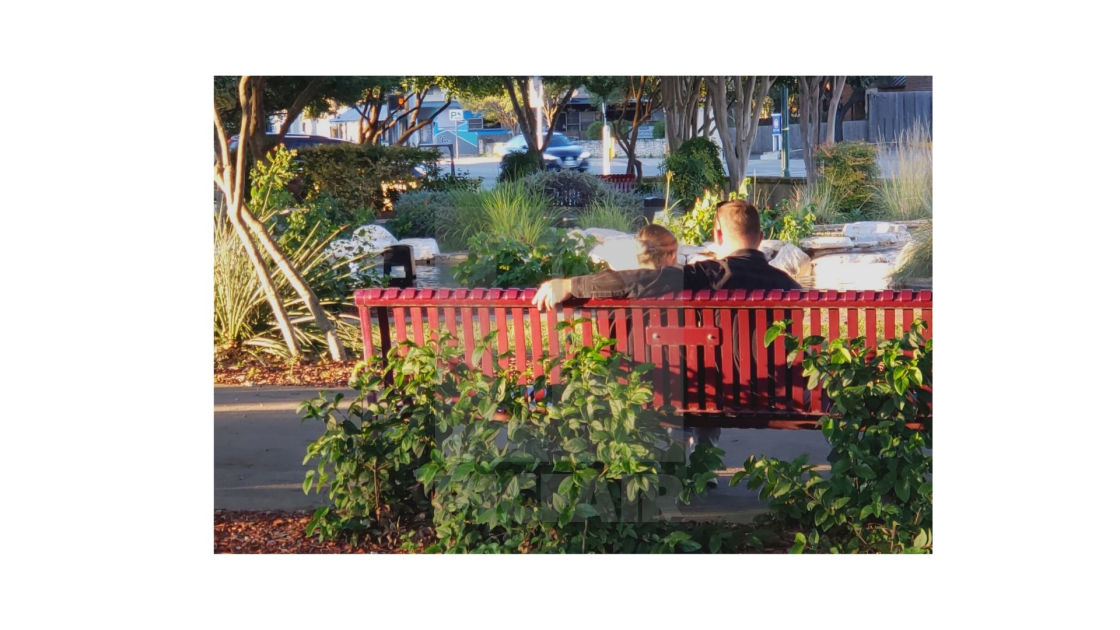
[216,146,363,360]
[385,191,456,239]
[585,121,604,141]
[651,120,665,139]
[661,136,726,210]
[522,169,611,209]
[499,150,543,182]
[731,321,933,553]
[578,200,642,232]
[437,183,556,251]
[302,325,724,552]
[452,230,601,289]
[876,122,932,220]
[760,200,816,244]
[420,167,483,193]
[891,224,932,287]
[297,143,441,224]
[815,141,880,215]
[213,206,359,361]
[787,180,846,225]
[300,343,457,543]
[656,177,750,246]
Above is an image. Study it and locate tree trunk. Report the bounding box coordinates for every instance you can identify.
[247,77,324,165]
[503,77,541,166]
[798,76,824,184]
[708,76,775,190]
[825,76,846,145]
[661,76,703,153]
[214,80,300,358]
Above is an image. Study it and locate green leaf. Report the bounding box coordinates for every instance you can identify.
[451,462,475,481]
[574,503,598,519]
[302,470,315,494]
[895,477,911,502]
[764,326,782,347]
[790,532,806,554]
[859,505,875,520]
[563,437,588,453]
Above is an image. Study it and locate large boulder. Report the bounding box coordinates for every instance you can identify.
[842,221,912,248]
[770,243,811,277]
[589,237,643,270]
[397,238,440,262]
[800,236,854,254]
[569,227,632,246]
[811,251,899,290]
[758,239,785,260]
[351,224,398,250]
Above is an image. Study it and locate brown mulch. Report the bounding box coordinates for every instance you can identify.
[214,359,361,387]
[214,510,422,554]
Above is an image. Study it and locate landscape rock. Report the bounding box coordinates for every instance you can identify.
[569,227,631,245]
[842,221,912,247]
[800,236,854,253]
[770,243,811,277]
[759,239,784,260]
[811,251,901,291]
[589,237,642,270]
[396,238,440,262]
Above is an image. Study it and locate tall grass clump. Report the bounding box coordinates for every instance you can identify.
[787,180,842,225]
[578,200,642,232]
[438,183,555,250]
[876,122,932,221]
[891,223,932,287]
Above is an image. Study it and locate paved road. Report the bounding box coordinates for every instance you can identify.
[215,385,832,522]
[442,150,901,189]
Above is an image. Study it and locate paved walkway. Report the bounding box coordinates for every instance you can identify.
[215,385,833,522]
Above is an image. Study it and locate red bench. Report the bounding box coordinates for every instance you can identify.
[597,174,637,193]
[355,288,932,430]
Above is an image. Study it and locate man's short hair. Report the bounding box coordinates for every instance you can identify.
[715,199,762,242]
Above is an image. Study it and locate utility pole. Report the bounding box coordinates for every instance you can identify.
[781,84,791,178]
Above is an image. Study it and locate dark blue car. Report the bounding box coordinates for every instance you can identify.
[500,133,590,171]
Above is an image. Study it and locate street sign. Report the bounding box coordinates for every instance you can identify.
[448,109,463,122]
[771,113,782,135]
[637,125,653,140]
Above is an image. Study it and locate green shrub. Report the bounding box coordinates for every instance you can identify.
[652,120,665,139]
[418,325,722,553]
[386,190,456,239]
[420,167,483,193]
[891,223,932,287]
[731,320,933,554]
[302,326,724,553]
[585,121,603,140]
[661,137,726,210]
[876,123,932,220]
[213,206,359,361]
[656,177,750,245]
[437,183,556,251]
[452,230,601,289]
[760,201,816,244]
[297,143,441,224]
[522,169,610,209]
[815,141,880,215]
[499,150,543,182]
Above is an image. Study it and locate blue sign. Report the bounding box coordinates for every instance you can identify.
[771,113,782,135]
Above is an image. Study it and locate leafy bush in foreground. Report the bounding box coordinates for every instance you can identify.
[301,325,724,552]
[732,320,933,553]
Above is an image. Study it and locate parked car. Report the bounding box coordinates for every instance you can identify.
[499,133,590,171]
[226,134,349,153]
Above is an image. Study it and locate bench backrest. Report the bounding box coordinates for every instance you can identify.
[597,174,636,193]
[354,288,932,429]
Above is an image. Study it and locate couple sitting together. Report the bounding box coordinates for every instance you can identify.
[531,199,801,310]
